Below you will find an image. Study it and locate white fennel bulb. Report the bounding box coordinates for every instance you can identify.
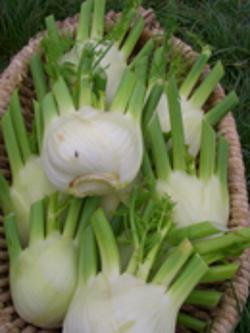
[11,233,77,328]
[41,70,145,198]
[5,196,87,328]
[0,92,55,244]
[147,76,230,228]
[60,41,127,105]
[155,48,237,156]
[157,95,203,156]
[157,172,229,228]
[10,156,54,242]
[63,208,207,333]
[46,0,144,104]
[65,273,177,333]
[42,108,142,196]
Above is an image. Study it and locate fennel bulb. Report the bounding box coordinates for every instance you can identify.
[63,208,208,333]
[61,41,127,105]
[41,70,145,197]
[0,92,54,244]
[44,0,144,105]
[4,195,89,328]
[65,273,178,333]
[157,95,203,156]
[11,232,77,328]
[155,48,238,156]
[146,76,230,228]
[10,156,54,241]
[43,108,142,195]
[157,172,229,228]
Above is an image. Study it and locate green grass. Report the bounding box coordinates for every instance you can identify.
[0,0,250,331]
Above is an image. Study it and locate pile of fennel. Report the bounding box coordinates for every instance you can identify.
[1,1,248,332]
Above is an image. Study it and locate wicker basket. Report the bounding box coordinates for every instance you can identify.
[0,8,249,333]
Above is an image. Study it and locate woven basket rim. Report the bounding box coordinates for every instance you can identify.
[0,7,249,333]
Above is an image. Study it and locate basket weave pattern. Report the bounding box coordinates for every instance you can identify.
[0,9,249,333]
